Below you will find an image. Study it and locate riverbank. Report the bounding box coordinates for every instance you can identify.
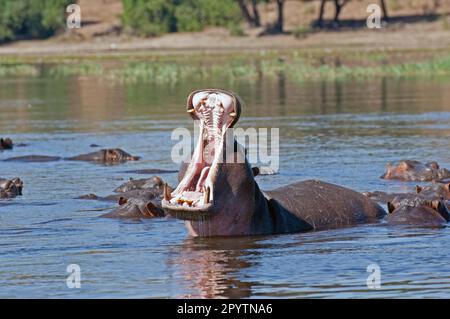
[0,45,449,85]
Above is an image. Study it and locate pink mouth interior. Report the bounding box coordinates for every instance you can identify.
[168,91,235,208]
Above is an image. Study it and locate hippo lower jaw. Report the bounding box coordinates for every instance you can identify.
[162,89,240,218]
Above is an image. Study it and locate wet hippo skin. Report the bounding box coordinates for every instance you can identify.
[161,89,386,237]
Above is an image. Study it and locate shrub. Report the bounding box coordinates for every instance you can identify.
[122,0,242,36]
[121,0,176,36]
[0,0,71,42]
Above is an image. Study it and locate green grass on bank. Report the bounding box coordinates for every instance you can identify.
[1,51,450,84]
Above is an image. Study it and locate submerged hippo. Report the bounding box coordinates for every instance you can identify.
[387,197,450,227]
[66,149,140,163]
[4,149,140,164]
[0,138,13,150]
[416,182,450,200]
[381,160,450,182]
[4,155,62,162]
[101,197,165,218]
[78,176,169,219]
[0,177,23,198]
[161,89,386,237]
[364,182,450,204]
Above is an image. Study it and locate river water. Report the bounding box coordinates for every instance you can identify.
[0,74,450,298]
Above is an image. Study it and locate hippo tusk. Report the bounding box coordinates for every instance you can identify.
[164,183,172,201]
[187,108,195,113]
[203,186,210,204]
[229,112,237,117]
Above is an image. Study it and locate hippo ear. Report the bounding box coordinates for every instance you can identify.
[387,202,396,214]
[427,161,440,170]
[399,161,411,170]
[118,197,128,205]
[415,185,423,193]
[252,167,260,177]
[432,200,450,221]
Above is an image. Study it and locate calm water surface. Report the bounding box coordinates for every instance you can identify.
[1,74,450,298]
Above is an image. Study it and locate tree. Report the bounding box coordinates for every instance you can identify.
[333,0,349,23]
[316,0,389,27]
[237,0,261,27]
[274,0,284,33]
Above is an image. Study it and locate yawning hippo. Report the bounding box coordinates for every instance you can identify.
[161,89,386,237]
[0,138,13,150]
[387,197,450,227]
[381,160,450,182]
[0,177,23,198]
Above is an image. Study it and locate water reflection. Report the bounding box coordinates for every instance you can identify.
[170,236,264,298]
[2,75,450,133]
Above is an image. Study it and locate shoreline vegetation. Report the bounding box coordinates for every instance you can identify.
[0,48,449,84]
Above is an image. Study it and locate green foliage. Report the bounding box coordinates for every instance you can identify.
[122,0,241,36]
[0,0,71,42]
[121,0,176,36]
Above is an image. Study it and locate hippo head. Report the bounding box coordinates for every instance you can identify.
[416,182,450,200]
[0,138,13,150]
[387,197,450,226]
[381,160,450,182]
[162,89,265,236]
[0,178,23,197]
[103,149,140,162]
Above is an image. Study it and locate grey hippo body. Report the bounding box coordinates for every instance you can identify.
[161,89,386,237]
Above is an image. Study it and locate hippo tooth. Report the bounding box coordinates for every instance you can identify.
[163,183,172,201]
[229,112,236,117]
[187,108,195,113]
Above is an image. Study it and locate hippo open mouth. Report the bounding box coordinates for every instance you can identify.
[161,89,241,220]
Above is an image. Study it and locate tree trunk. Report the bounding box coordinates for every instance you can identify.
[333,0,342,22]
[380,0,389,19]
[333,0,348,23]
[251,0,261,27]
[317,0,326,27]
[274,0,284,33]
[237,0,255,26]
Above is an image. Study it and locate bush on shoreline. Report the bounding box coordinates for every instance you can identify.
[0,0,71,43]
[122,0,242,36]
